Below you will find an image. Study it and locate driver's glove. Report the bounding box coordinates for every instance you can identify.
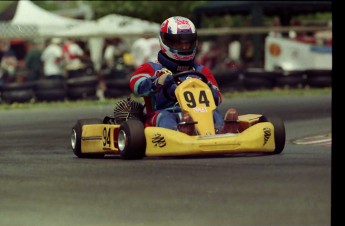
[151,68,177,100]
[155,68,174,86]
[153,68,174,90]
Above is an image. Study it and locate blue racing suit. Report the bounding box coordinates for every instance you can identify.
[129,51,224,131]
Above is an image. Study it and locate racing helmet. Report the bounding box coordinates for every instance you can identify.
[159,16,197,62]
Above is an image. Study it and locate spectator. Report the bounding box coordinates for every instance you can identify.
[241,38,254,69]
[147,36,161,61]
[103,37,127,70]
[0,39,18,84]
[25,40,43,81]
[41,38,64,80]
[225,40,242,69]
[196,41,223,70]
[131,34,160,68]
[62,38,86,78]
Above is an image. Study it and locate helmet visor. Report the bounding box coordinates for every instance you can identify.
[161,32,197,53]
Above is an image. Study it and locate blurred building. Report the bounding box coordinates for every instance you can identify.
[193,1,332,68]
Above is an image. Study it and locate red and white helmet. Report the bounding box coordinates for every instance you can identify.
[159,16,197,62]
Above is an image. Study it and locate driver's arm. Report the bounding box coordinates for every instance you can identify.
[199,66,222,105]
[130,64,176,99]
[129,63,157,97]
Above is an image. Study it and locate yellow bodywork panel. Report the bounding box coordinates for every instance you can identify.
[175,78,216,135]
[145,121,276,157]
[78,112,274,156]
[238,114,262,131]
[81,124,120,154]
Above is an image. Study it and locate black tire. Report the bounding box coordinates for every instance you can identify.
[243,77,274,90]
[104,77,130,89]
[67,69,88,78]
[269,116,286,154]
[274,70,306,88]
[1,89,34,103]
[1,82,34,91]
[222,78,245,92]
[71,119,105,158]
[66,76,99,88]
[35,89,66,102]
[104,88,131,99]
[213,69,241,86]
[307,75,332,87]
[305,69,332,87]
[242,68,279,90]
[215,70,244,91]
[34,79,66,90]
[105,68,128,79]
[67,86,98,100]
[117,119,146,160]
[34,79,67,102]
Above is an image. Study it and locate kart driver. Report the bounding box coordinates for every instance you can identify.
[129,16,238,135]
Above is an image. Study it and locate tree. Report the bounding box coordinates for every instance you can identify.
[32,1,206,23]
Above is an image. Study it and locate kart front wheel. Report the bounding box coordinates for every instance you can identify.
[269,117,286,154]
[118,119,146,160]
[259,116,286,154]
[71,119,105,158]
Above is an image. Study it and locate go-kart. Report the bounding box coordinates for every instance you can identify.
[71,70,286,159]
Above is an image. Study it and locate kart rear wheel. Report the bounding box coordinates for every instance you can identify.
[268,116,286,154]
[71,119,105,158]
[118,119,146,160]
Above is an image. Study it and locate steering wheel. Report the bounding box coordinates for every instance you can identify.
[161,70,208,101]
[172,70,208,84]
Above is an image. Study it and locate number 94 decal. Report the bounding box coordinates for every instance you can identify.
[183,90,210,108]
[103,127,111,147]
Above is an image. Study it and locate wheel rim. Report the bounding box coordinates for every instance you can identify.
[71,129,77,149]
[118,130,127,152]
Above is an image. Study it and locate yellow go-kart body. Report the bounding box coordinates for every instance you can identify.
[71,74,285,159]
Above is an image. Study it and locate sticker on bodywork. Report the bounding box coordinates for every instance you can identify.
[152,133,166,147]
[263,127,271,145]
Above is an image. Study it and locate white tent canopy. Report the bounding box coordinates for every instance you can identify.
[1,0,87,38]
[53,20,101,37]
[54,13,160,38]
[1,0,160,39]
[12,0,84,27]
[97,14,160,36]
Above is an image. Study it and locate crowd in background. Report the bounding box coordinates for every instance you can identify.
[0,34,257,86]
[0,20,332,87]
[0,37,89,85]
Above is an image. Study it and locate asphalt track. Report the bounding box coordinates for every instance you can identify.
[0,93,332,226]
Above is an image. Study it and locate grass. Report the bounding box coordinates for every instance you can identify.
[0,87,331,111]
